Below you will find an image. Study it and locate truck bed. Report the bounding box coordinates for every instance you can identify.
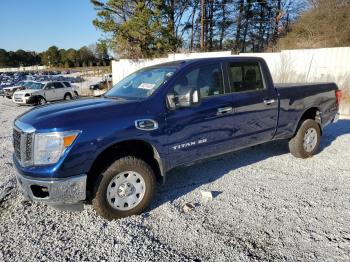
[274,82,338,139]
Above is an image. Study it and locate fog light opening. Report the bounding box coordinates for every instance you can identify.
[30,185,49,198]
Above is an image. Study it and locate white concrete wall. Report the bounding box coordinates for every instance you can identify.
[0,65,48,73]
[111,48,350,114]
[112,48,350,89]
[112,51,231,85]
[239,47,350,88]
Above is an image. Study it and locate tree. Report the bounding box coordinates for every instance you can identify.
[277,0,350,49]
[66,48,79,67]
[91,0,183,58]
[0,49,9,67]
[42,46,60,67]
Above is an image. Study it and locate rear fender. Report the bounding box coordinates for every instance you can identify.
[293,107,322,136]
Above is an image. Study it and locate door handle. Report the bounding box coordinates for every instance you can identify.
[263,98,276,105]
[217,106,233,115]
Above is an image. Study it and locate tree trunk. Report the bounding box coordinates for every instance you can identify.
[200,0,206,51]
[242,0,253,52]
[190,2,198,51]
[219,0,227,50]
[234,0,244,53]
[272,0,282,47]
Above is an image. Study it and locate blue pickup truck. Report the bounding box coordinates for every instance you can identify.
[13,57,340,219]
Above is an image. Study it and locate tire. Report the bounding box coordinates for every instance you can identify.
[289,119,321,158]
[92,156,156,220]
[37,97,46,105]
[74,91,79,99]
[64,93,72,100]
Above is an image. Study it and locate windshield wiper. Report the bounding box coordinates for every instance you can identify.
[104,95,126,100]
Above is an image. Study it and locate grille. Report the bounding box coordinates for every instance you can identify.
[13,129,22,160]
[13,127,34,166]
[14,94,23,99]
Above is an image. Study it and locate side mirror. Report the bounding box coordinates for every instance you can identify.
[167,88,200,110]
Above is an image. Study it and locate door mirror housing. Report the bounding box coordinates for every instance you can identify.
[167,87,200,110]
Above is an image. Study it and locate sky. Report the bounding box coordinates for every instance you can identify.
[0,0,102,52]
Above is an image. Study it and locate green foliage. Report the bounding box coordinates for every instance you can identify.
[91,0,308,56]
[278,0,350,49]
[41,46,60,67]
[0,49,41,68]
[0,45,111,69]
[91,0,181,58]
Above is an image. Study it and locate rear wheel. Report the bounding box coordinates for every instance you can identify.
[289,119,321,158]
[92,156,156,220]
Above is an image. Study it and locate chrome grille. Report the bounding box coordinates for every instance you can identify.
[13,129,22,160]
[25,134,33,161]
[13,127,34,166]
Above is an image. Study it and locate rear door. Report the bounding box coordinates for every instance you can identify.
[225,61,278,148]
[165,62,237,167]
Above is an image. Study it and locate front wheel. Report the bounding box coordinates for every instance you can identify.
[64,93,72,100]
[289,119,321,158]
[92,156,156,220]
[37,97,46,105]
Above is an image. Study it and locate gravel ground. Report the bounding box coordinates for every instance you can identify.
[0,97,350,261]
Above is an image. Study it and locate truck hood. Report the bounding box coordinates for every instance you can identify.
[17,97,140,131]
[3,85,20,91]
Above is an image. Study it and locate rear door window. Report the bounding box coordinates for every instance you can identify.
[227,62,264,92]
[54,82,64,89]
[63,82,71,87]
[45,83,55,89]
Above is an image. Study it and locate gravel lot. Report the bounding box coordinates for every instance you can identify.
[0,97,349,261]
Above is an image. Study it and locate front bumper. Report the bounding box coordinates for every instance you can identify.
[13,96,30,104]
[332,113,339,123]
[16,172,87,205]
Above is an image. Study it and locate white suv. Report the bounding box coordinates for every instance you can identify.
[12,81,79,105]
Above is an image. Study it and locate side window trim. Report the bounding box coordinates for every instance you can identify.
[222,62,232,94]
[258,62,267,91]
[199,62,230,100]
[171,61,226,99]
[54,82,64,89]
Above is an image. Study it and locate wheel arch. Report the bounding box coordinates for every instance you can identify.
[294,107,322,136]
[86,139,165,198]
[64,92,73,98]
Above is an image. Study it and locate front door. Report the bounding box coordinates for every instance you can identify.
[44,83,56,101]
[53,82,66,100]
[165,62,237,168]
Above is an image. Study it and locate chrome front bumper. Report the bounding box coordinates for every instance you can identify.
[16,173,87,205]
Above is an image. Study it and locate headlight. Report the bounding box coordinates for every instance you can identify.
[33,131,80,165]
[25,93,30,97]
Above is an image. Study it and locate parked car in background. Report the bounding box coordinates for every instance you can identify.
[3,81,28,99]
[90,80,109,96]
[12,81,79,105]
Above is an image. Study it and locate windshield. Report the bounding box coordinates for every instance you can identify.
[104,67,177,99]
[23,82,34,87]
[27,82,44,89]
